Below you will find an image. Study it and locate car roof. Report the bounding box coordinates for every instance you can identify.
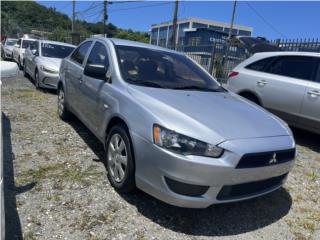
[253,51,320,58]
[6,38,18,41]
[38,39,76,48]
[91,37,181,54]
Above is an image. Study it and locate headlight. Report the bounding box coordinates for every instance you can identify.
[153,124,224,158]
[40,65,58,74]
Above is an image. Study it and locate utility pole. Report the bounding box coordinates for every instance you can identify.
[72,0,75,32]
[103,0,108,37]
[170,0,179,49]
[223,0,237,81]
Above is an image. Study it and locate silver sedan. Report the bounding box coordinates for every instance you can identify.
[58,37,296,208]
[24,40,75,89]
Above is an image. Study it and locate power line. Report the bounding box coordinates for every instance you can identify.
[109,2,172,13]
[245,1,287,38]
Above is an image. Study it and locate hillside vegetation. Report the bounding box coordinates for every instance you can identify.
[1,1,149,43]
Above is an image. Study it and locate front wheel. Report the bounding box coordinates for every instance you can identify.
[23,61,28,77]
[57,87,72,121]
[18,57,22,70]
[106,124,136,193]
[35,70,40,89]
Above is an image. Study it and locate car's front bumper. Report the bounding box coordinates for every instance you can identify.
[132,133,295,208]
[39,70,59,89]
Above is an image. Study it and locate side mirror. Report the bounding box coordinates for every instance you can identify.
[31,49,38,56]
[84,64,107,80]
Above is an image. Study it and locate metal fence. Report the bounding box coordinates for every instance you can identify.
[169,38,320,83]
[271,38,320,52]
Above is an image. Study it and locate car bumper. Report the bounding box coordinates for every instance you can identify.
[132,133,295,208]
[39,71,59,89]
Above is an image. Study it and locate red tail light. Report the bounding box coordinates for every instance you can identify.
[228,71,239,78]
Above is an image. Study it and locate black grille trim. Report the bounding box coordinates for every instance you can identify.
[217,173,288,201]
[236,148,295,169]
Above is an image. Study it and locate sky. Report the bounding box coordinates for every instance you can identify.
[37,1,320,40]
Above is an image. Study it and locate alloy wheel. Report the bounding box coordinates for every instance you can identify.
[108,133,128,183]
[58,88,65,117]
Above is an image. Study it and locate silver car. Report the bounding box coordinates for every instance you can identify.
[12,37,37,69]
[1,38,18,60]
[24,40,75,89]
[58,37,296,208]
[227,52,320,134]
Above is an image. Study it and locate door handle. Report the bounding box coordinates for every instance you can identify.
[77,76,83,84]
[307,90,320,97]
[257,80,267,86]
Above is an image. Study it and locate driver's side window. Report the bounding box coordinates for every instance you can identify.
[86,42,109,68]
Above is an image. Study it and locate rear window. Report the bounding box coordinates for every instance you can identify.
[265,56,319,81]
[245,57,276,71]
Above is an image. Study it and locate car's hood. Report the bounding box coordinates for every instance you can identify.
[5,46,13,52]
[128,85,291,145]
[38,57,62,71]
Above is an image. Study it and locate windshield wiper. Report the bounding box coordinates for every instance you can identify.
[126,79,165,88]
[173,86,225,92]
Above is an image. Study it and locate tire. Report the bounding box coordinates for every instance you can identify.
[18,57,22,70]
[105,124,136,193]
[57,86,72,121]
[23,61,28,78]
[241,93,261,106]
[35,70,40,89]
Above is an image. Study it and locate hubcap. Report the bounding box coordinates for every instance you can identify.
[58,89,64,116]
[108,134,127,183]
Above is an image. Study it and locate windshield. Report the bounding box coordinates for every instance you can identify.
[116,45,223,91]
[22,40,34,49]
[41,43,75,58]
[6,39,17,46]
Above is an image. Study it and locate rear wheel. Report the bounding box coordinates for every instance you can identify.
[240,92,261,106]
[105,124,136,193]
[57,86,72,121]
[23,61,28,77]
[35,70,40,89]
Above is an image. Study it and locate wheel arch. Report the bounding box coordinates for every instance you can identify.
[238,90,263,106]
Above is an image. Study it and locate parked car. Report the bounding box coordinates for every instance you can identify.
[58,37,295,208]
[1,38,18,60]
[12,37,37,69]
[227,52,320,134]
[24,40,75,89]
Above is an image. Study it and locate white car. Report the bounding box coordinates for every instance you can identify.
[227,51,320,134]
[1,38,18,60]
[12,37,37,69]
[24,40,75,89]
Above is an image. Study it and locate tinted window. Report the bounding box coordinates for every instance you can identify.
[41,43,75,59]
[316,63,320,83]
[265,56,319,81]
[71,41,92,65]
[17,39,21,47]
[246,57,276,71]
[22,40,34,49]
[86,42,109,67]
[116,45,223,91]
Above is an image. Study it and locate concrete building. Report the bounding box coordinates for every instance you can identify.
[150,17,253,47]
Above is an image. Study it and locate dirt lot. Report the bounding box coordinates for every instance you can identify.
[1,72,320,240]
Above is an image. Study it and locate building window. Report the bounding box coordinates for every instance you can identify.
[189,37,201,46]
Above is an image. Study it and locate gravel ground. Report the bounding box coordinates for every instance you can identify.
[1,72,320,240]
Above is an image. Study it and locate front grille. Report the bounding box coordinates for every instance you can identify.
[217,173,288,200]
[236,148,295,169]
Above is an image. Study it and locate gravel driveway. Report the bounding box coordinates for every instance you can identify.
[1,72,319,240]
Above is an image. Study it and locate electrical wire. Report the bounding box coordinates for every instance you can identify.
[109,2,172,13]
[245,1,287,38]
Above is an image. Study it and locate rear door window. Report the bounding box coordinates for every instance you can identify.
[265,56,319,81]
[71,41,92,65]
[245,57,276,72]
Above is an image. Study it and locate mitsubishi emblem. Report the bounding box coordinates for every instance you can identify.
[269,153,278,164]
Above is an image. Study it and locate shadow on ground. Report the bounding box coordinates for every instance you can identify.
[292,127,320,153]
[67,118,297,236]
[2,113,36,240]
